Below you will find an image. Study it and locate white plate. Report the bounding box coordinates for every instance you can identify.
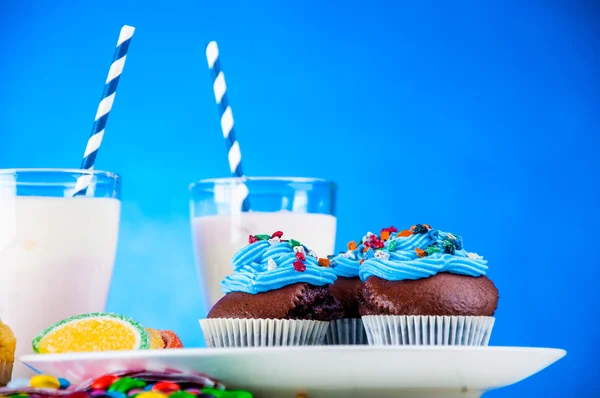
[21,346,566,398]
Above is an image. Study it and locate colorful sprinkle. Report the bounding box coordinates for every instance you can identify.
[267,258,277,271]
[411,224,430,234]
[426,245,441,255]
[295,251,306,261]
[347,241,357,251]
[442,240,456,255]
[267,237,280,245]
[30,375,60,390]
[318,258,330,267]
[467,252,482,260]
[397,230,412,237]
[271,231,284,239]
[254,234,271,241]
[293,260,306,272]
[248,235,259,244]
[379,230,390,241]
[374,250,390,261]
[415,248,427,258]
[289,239,301,248]
[388,240,397,252]
[293,245,306,255]
[307,250,318,258]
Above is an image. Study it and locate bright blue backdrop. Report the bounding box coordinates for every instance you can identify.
[1,1,598,396]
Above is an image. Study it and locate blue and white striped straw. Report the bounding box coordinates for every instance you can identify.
[74,25,135,196]
[206,41,250,212]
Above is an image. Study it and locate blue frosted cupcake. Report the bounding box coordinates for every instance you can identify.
[200,232,344,347]
[359,224,499,346]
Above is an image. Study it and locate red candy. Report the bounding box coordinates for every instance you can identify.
[295,252,306,261]
[68,393,91,398]
[248,235,259,244]
[293,261,306,272]
[160,330,184,348]
[91,375,121,390]
[152,382,181,393]
[271,231,284,239]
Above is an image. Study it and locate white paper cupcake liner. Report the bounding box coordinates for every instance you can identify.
[362,315,495,346]
[324,318,368,345]
[199,318,330,348]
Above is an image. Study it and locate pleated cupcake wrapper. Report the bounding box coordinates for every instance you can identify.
[0,361,12,387]
[324,318,368,345]
[199,318,330,348]
[362,315,495,346]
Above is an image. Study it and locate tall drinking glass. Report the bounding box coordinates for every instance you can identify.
[0,169,121,378]
[190,177,337,307]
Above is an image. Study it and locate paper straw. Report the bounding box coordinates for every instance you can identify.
[206,41,250,212]
[74,25,135,196]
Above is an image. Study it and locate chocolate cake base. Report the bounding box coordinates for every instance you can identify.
[207,283,344,321]
[329,276,363,318]
[360,273,499,317]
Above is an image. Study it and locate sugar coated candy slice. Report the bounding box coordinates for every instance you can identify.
[159,330,183,348]
[32,312,150,354]
[146,328,166,349]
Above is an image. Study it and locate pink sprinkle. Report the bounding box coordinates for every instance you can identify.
[293,261,306,272]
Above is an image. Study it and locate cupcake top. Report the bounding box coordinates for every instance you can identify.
[358,224,488,282]
[329,227,398,278]
[222,231,338,294]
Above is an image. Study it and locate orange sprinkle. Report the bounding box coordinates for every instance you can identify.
[424,224,432,229]
[318,258,330,267]
[397,230,412,237]
[363,246,368,253]
[415,248,427,258]
[348,241,357,251]
[360,259,364,265]
[380,230,390,241]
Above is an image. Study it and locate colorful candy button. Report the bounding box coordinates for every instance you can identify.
[30,375,60,389]
[106,391,127,398]
[67,392,91,398]
[108,378,146,393]
[135,392,167,398]
[92,375,121,390]
[151,382,180,394]
[58,378,71,389]
[90,391,107,397]
[168,392,195,398]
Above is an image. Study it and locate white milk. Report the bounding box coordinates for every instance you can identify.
[192,212,337,306]
[0,197,120,377]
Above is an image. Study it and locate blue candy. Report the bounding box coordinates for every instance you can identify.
[106,391,127,398]
[58,378,71,389]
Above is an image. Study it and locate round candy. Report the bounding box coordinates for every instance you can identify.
[67,393,91,398]
[90,391,107,397]
[151,382,179,394]
[30,375,60,389]
[92,375,121,390]
[135,393,167,398]
[6,378,31,389]
[58,378,71,389]
[109,378,146,393]
[168,392,195,398]
[143,384,155,391]
[106,391,127,398]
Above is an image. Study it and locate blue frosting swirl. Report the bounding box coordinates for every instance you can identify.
[223,238,337,294]
[359,229,488,282]
[330,242,367,278]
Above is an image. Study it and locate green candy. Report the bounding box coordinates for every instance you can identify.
[169,393,196,398]
[388,240,397,252]
[254,234,271,241]
[108,377,146,392]
[289,239,301,247]
[201,388,253,398]
[426,245,441,255]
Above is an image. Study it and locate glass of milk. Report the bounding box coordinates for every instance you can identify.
[0,169,121,376]
[190,177,337,307]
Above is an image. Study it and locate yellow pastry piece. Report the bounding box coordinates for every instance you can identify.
[146,328,165,349]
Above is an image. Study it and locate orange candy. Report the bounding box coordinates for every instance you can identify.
[348,241,357,251]
[397,230,413,237]
[318,258,330,267]
[380,231,390,241]
[160,330,183,348]
[415,248,427,258]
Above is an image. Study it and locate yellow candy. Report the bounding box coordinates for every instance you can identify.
[146,328,165,349]
[136,393,167,398]
[30,374,60,389]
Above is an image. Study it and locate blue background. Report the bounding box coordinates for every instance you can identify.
[1,1,598,396]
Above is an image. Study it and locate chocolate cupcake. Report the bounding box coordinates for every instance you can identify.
[358,224,499,346]
[325,231,392,345]
[200,232,343,347]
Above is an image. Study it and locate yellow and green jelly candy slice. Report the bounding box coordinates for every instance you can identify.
[32,312,150,354]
